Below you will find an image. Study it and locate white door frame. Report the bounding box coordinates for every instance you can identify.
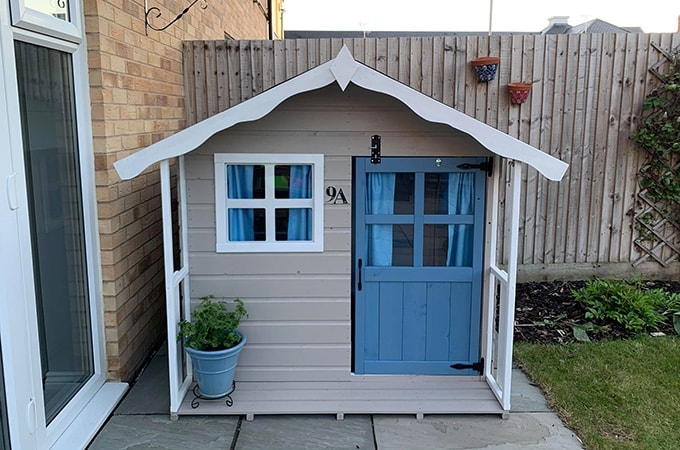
[0,0,124,447]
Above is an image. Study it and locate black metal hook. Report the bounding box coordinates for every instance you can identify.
[145,0,208,35]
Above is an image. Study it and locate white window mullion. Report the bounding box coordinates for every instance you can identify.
[265,164,276,242]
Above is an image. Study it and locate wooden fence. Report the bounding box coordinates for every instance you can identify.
[183,33,680,279]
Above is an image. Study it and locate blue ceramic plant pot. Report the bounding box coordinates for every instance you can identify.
[471,56,500,82]
[184,330,246,398]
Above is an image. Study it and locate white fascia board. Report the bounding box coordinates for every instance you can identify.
[114,61,338,180]
[349,60,568,181]
[114,46,568,182]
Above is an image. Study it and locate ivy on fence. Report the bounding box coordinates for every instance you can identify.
[632,45,680,266]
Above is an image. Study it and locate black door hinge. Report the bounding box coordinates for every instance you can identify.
[450,357,484,375]
[457,157,493,177]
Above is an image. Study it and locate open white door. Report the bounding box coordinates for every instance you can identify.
[484,161,522,411]
[159,158,193,416]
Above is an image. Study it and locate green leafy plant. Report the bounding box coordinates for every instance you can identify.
[572,279,678,334]
[571,321,610,342]
[632,51,680,225]
[178,295,248,351]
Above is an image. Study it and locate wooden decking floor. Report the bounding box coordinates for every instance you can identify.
[178,377,504,418]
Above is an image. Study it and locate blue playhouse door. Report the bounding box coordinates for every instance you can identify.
[354,157,487,375]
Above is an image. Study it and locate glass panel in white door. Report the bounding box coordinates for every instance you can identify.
[23,0,70,20]
[15,41,93,425]
[0,339,10,450]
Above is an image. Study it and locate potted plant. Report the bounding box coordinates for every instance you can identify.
[507,82,532,104]
[470,56,500,82]
[178,295,248,398]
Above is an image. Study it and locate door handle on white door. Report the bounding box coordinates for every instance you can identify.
[6,173,18,210]
[26,398,36,434]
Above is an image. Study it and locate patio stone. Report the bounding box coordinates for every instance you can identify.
[115,354,169,415]
[373,413,583,449]
[510,368,551,412]
[88,415,238,449]
[234,415,375,450]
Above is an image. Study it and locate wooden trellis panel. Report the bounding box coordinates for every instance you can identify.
[183,33,680,273]
[632,43,680,267]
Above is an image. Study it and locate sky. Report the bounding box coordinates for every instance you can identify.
[282,0,679,34]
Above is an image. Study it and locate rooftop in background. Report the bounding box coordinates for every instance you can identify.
[286,16,646,39]
[541,16,643,34]
[284,30,527,39]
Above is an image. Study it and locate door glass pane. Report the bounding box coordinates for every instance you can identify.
[0,339,10,450]
[424,172,475,214]
[365,173,414,215]
[367,224,413,266]
[24,0,70,21]
[393,173,414,214]
[15,41,93,424]
[423,224,473,267]
[392,224,413,266]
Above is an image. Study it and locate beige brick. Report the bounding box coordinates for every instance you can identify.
[88,0,270,382]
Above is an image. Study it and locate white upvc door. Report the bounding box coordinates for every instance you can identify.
[0,0,119,448]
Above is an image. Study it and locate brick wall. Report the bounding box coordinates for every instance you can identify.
[85,0,271,381]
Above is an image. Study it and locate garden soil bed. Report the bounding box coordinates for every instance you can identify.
[514,280,680,344]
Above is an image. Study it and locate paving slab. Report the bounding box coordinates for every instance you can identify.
[115,354,169,415]
[234,415,375,450]
[373,413,583,450]
[88,415,238,450]
[510,368,551,412]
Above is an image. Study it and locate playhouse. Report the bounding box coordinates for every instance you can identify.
[114,46,567,419]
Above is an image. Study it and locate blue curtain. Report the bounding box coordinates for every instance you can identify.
[446,172,474,266]
[287,165,312,240]
[227,165,254,241]
[367,173,396,266]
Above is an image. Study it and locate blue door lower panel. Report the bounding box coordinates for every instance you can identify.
[359,281,476,375]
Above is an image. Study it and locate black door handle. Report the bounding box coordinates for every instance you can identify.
[358,258,362,291]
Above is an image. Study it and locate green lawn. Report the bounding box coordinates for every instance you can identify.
[514,336,680,450]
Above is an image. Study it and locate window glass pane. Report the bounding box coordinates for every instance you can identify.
[275,208,312,241]
[15,41,93,424]
[227,165,264,199]
[228,208,265,241]
[367,224,413,266]
[275,165,312,199]
[25,0,70,21]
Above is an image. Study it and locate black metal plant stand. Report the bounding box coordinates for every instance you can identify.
[190,381,236,409]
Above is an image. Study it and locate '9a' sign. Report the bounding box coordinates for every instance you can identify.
[326,186,348,204]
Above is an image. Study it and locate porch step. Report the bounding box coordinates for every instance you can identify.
[178,378,504,417]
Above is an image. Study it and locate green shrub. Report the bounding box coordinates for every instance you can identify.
[572,279,678,334]
[178,295,248,351]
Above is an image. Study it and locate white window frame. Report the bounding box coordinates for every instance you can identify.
[214,153,324,253]
[10,0,82,43]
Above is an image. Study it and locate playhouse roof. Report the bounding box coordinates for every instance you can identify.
[114,46,568,181]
